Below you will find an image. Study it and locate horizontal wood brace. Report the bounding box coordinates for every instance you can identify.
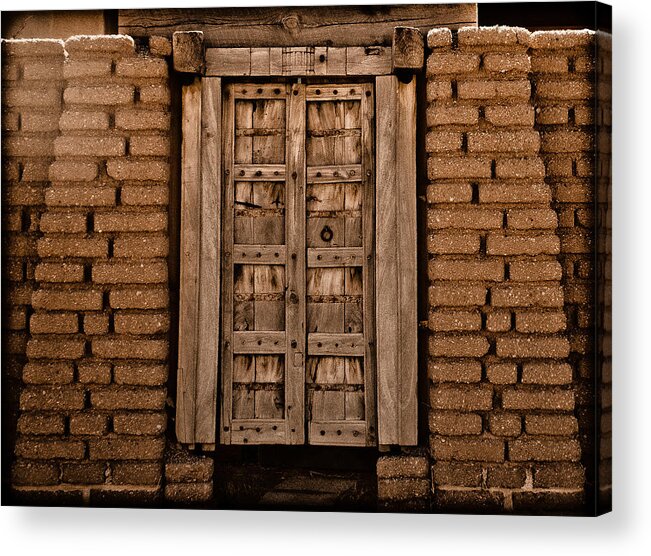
[232,331,286,353]
[309,421,367,446]
[231,420,286,444]
[236,128,285,137]
[307,295,362,304]
[231,84,288,98]
[307,129,361,138]
[307,165,362,183]
[233,245,286,263]
[233,383,284,391]
[307,384,364,392]
[233,164,285,181]
[235,207,285,217]
[234,293,285,302]
[306,84,364,100]
[306,209,362,218]
[308,332,365,356]
[307,247,364,267]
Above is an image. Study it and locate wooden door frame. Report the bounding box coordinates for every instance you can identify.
[175,28,421,449]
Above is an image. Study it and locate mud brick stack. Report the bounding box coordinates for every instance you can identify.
[424,26,595,514]
[164,448,214,506]
[377,453,430,512]
[5,35,172,505]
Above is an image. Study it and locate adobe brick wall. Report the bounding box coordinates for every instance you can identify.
[2,35,173,505]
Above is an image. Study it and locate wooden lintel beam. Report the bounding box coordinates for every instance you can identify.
[173,30,205,74]
[392,26,424,73]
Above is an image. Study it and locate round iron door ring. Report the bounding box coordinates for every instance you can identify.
[320,225,334,242]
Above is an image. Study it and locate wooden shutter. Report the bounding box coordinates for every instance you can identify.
[375,75,418,446]
[177,77,222,446]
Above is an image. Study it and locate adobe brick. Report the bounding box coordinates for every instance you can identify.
[429,260,503,282]
[113,312,170,335]
[113,412,167,435]
[427,53,480,75]
[536,105,569,125]
[111,462,162,485]
[430,383,492,411]
[484,105,534,127]
[573,105,594,125]
[3,235,36,257]
[541,130,593,153]
[428,209,502,230]
[427,232,480,254]
[509,438,581,462]
[32,289,103,311]
[426,28,452,48]
[21,112,59,132]
[429,411,482,435]
[457,25,530,46]
[21,161,51,182]
[30,312,78,334]
[7,307,27,330]
[425,131,463,152]
[49,161,98,182]
[139,84,171,105]
[92,261,168,284]
[428,359,482,383]
[23,361,74,384]
[487,233,560,256]
[12,461,60,486]
[521,362,573,384]
[3,86,61,108]
[18,413,66,435]
[526,414,578,436]
[457,80,530,100]
[431,437,504,462]
[69,412,109,436]
[430,334,490,357]
[115,57,167,78]
[20,386,85,411]
[431,462,482,487]
[88,436,165,461]
[22,59,63,80]
[37,237,108,258]
[533,462,585,488]
[109,288,169,310]
[16,439,86,460]
[531,54,568,73]
[112,363,167,386]
[120,186,169,206]
[515,490,585,513]
[129,135,170,157]
[59,110,110,131]
[39,214,89,236]
[468,131,540,153]
[113,235,169,258]
[2,136,55,157]
[64,85,134,106]
[495,157,546,179]
[485,310,511,332]
[502,388,574,410]
[486,464,526,488]
[65,35,135,55]
[165,482,213,503]
[507,209,557,230]
[553,182,592,203]
[82,313,109,335]
[426,80,452,101]
[427,105,478,127]
[95,212,167,232]
[489,413,521,437]
[115,109,170,131]
[483,53,530,73]
[516,311,567,333]
[509,260,562,282]
[377,456,429,479]
[92,337,169,360]
[61,463,106,484]
[429,310,481,332]
[63,59,112,79]
[2,111,20,131]
[426,183,473,203]
[546,157,573,178]
[91,387,166,410]
[106,159,169,181]
[2,38,65,57]
[377,478,429,502]
[54,136,125,158]
[479,182,550,204]
[27,337,86,360]
[530,30,595,50]
[497,336,570,358]
[7,283,34,305]
[77,361,112,384]
[486,362,517,384]
[429,284,486,307]
[536,80,593,101]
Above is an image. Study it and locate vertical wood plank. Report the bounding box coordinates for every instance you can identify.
[195,77,222,443]
[396,77,418,444]
[285,81,306,444]
[176,78,202,444]
[220,82,236,444]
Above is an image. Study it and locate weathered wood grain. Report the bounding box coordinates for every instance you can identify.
[119,5,477,46]
[392,26,424,71]
[173,31,204,74]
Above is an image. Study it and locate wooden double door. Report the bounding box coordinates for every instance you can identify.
[220,81,376,447]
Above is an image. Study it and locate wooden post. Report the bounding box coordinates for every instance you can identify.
[392,26,424,73]
[173,31,205,74]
